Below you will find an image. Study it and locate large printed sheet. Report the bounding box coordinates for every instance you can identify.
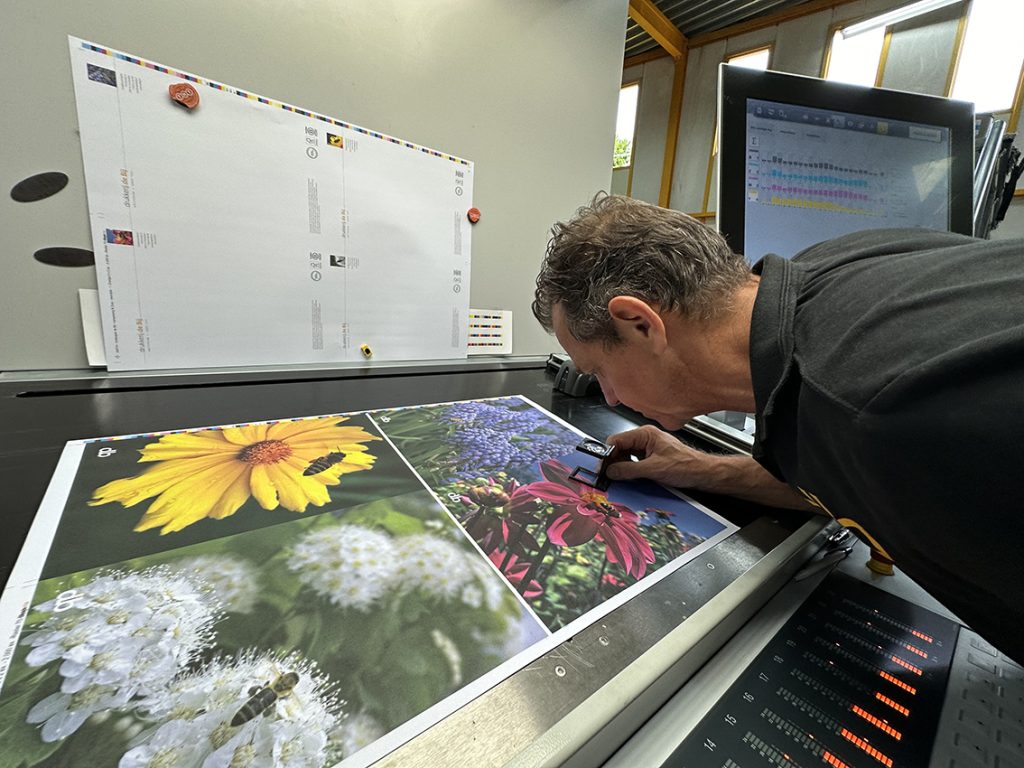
[0,397,735,767]
[69,37,473,371]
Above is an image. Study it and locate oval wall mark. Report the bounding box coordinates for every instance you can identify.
[11,172,70,203]
[33,247,95,267]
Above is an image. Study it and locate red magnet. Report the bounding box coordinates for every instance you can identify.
[169,83,200,110]
[467,207,481,224]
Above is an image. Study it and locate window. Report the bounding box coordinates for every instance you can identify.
[950,0,1024,113]
[727,47,771,71]
[824,25,887,87]
[613,83,640,168]
[703,48,772,212]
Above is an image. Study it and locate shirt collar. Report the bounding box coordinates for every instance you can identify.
[749,254,803,454]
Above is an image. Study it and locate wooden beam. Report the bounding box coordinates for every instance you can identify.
[628,0,687,60]
[1009,57,1024,133]
[690,0,861,49]
[659,53,688,207]
[943,1,970,96]
[875,27,893,87]
[701,124,717,214]
[623,47,671,70]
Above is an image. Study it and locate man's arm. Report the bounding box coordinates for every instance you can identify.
[605,425,813,510]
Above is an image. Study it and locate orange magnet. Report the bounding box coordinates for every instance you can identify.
[169,83,200,110]
[467,207,481,224]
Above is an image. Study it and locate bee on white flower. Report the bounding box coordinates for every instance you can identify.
[124,650,341,768]
[22,567,220,743]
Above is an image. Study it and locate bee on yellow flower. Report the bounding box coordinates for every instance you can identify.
[90,417,381,534]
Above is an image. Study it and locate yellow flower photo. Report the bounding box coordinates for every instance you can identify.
[89,418,381,534]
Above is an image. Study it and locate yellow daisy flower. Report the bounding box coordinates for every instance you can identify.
[89,418,382,534]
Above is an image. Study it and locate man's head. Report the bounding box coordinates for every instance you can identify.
[532,194,750,344]
[533,195,755,427]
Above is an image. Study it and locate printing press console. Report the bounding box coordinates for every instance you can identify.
[1,357,1020,767]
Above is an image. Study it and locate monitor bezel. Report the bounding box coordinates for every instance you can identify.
[717,64,975,259]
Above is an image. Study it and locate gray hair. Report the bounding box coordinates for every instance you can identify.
[533,194,750,344]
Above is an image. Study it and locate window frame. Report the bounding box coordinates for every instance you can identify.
[702,45,774,214]
[612,80,642,174]
[820,17,892,87]
[946,0,1024,118]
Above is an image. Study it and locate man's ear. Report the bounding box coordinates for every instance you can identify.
[607,296,666,351]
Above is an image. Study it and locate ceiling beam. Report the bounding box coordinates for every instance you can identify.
[624,47,672,70]
[689,0,861,48]
[628,0,687,59]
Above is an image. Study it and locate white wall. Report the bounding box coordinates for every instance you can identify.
[0,0,628,370]
[621,56,674,204]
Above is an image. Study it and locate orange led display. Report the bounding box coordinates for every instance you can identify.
[890,655,923,676]
[852,705,903,740]
[840,728,894,767]
[879,670,917,694]
[903,643,928,658]
[874,692,910,716]
[910,629,934,643]
[822,750,851,768]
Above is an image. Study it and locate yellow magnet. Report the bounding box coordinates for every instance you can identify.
[360,344,373,359]
[866,547,895,576]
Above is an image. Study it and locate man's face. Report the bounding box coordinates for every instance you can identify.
[551,303,691,430]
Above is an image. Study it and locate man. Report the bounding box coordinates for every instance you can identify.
[533,193,1024,663]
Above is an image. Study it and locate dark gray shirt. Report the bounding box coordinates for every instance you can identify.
[749,228,1024,663]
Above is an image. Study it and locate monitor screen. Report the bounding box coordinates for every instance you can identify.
[717,66,974,262]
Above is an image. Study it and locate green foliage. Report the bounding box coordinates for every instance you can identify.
[0,491,523,765]
[613,137,632,168]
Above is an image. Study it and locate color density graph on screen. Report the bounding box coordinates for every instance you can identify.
[746,143,892,217]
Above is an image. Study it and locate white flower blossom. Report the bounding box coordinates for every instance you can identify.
[123,651,341,768]
[459,583,484,609]
[330,710,386,759]
[393,534,473,600]
[289,525,397,610]
[22,567,219,742]
[462,556,510,612]
[430,629,463,687]
[172,554,260,614]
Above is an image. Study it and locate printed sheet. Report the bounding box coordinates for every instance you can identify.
[69,37,473,371]
[0,397,735,767]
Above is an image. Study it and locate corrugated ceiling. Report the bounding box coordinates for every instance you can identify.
[625,0,813,58]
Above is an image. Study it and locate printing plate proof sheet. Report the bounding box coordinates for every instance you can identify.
[69,37,473,371]
[0,396,735,768]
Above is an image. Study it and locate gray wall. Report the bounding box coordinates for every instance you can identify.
[622,0,1023,239]
[1,0,628,370]
[621,56,674,205]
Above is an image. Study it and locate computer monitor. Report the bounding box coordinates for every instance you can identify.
[717,65,975,262]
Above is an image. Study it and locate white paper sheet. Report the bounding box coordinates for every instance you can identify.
[69,38,473,371]
[77,288,107,366]
[0,396,737,768]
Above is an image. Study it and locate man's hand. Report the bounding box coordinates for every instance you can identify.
[603,425,714,487]
[603,425,813,511]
